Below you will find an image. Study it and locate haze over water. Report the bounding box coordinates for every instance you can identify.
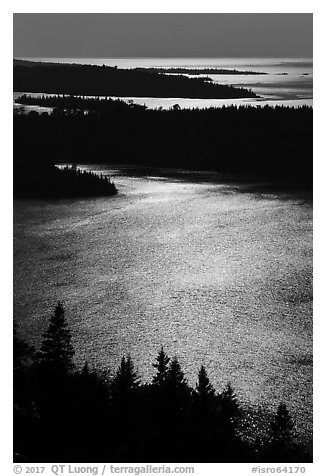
[13,166,313,444]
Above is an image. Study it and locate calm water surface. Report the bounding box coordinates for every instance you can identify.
[13,166,312,441]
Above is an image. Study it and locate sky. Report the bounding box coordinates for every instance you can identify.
[13,13,312,59]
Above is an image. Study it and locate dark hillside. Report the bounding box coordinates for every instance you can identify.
[13,59,258,99]
[14,99,312,185]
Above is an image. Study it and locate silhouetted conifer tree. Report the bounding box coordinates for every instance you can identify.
[196,365,215,399]
[167,356,187,388]
[216,382,241,452]
[190,365,224,461]
[271,403,298,444]
[164,356,191,422]
[15,307,75,462]
[109,355,141,459]
[152,346,170,385]
[265,403,300,462]
[110,355,140,402]
[36,302,75,376]
[219,382,239,420]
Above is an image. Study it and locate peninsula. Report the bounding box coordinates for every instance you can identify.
[13,59,258,99]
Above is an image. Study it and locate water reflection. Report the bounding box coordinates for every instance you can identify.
[13,166,312,443]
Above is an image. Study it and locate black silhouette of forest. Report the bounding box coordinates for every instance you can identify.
[14,303,311,463]
[14,96,312,189]
[13,59,258,99]
[14,163,117,199]
[134,67,267,75]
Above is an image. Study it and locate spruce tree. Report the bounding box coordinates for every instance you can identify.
[271,403,298,446]
[190,366,218,460]
[217,383,241,445]
[167,356,187,388]
[265,403,299,462]
[165,356,191,414]
[196,365,215,399]
[193,365,216,434]
[110,355,140,402]
[219,383,239,419]
[36,302,75,376]
[152,346,170,386]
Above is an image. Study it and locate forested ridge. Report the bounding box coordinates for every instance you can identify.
[14,97,312,187]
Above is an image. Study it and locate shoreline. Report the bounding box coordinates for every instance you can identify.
[60,163,313,198]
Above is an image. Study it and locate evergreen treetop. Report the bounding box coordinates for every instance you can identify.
[167,356,187,388]
[36,302,75,375]
[110,355,140,401]
[152,346,170,386]
[271,403,298,445]
[196,365,215,399]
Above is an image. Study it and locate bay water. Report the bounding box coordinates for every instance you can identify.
[13,165,313,443]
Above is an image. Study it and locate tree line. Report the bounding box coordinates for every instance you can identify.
[133,67,267,75]
[14,164,117,199]
[15,94,146,113]
[14,303,311,463]
[14,98,313,186]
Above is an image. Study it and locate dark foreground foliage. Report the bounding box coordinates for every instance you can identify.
[14,97,312,186]
[14,304,312,463]
[14,163,117,199]
[13,59,257,99]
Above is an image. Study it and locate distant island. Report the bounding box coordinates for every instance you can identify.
[13,59,258,99]
[134,67,268,75]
